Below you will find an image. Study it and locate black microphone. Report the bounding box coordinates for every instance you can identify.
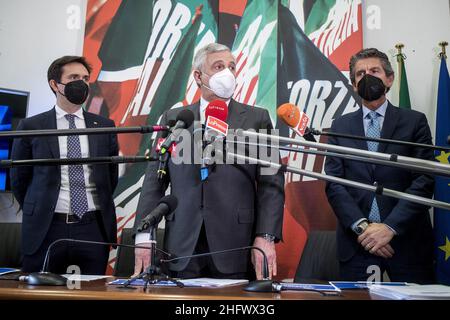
[302,127,317,142]
[447,135,450,145]
[160,109,195,154]
[157,110,195,180]
[18,239,172,286]
[160,246,275,292]
[136,195,178,232]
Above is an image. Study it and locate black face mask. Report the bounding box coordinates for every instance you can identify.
[58,80,89,105]
[357,74,386,101]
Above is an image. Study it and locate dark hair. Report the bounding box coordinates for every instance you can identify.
[349,48,394,85]
[47,56,92,94]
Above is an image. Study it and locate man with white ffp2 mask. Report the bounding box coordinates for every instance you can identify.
[133,43,284,281]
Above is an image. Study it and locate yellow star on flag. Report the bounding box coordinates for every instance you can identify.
[439,237,450,261]
[435,152,450,186]
[436,151,450,164]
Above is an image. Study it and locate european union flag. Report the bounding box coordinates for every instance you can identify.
[434,56,450,285]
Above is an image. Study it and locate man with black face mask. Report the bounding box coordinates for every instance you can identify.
[325,48,435,284]
[10,56,119,274]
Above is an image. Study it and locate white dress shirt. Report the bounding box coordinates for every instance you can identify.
[54,105,99,214]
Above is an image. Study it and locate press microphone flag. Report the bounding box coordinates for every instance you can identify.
[277,103,312,140]
[201,100,229,181]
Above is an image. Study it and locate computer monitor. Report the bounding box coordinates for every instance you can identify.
[0,88,30,191]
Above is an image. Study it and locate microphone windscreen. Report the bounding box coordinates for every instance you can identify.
[159,195,178,213]
[205,100,228,122]
[161,119,177,138]
[277,103,300,128]
[176,109,195,128]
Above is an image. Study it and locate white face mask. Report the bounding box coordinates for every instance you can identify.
[201,68,236,99]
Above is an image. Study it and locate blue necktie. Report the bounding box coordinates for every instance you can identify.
[65,114,89,218]
[366,111,381,223]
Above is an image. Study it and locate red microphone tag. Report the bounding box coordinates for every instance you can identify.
[296,111,309,136]
[205,116,229,136]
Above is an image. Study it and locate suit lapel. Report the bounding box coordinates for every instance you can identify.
[379,103,399,153]
[350,109,368,151]
[188,103,201,125]
[83,111,99,157]
[45,108,60,159]
[227,99,247,129]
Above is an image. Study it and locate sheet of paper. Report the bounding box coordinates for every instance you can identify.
[108,277,248,288]
[370,284,450,300]
[62,274,112,282]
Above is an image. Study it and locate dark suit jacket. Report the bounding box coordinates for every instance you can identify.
[134,100,285,274]
[10,107,119,255]
[325,102,435,265]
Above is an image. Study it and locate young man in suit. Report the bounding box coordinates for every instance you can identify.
[133,43,285,280]
[11,56,119,274]
[325,48,435,283]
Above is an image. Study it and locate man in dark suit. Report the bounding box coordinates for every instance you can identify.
[325,48,435,283]
[11,56,118,275]
[133,43,285,280]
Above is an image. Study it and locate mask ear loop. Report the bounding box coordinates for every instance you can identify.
[54,81,67,97]
[197,71,215,93]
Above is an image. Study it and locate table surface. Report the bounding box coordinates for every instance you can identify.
[0,278,377,300]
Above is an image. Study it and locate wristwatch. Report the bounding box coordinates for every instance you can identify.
[354,220,369,235]
[260,233,276,242]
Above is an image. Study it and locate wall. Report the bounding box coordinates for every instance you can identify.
[1,0,449,134]
[363,0,450,136]
[0,0,87,117]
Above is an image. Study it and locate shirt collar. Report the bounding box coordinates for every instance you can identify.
[200,97,231,113]
[362,99,388,119]
[55,104,85,120]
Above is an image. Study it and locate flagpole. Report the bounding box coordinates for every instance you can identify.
[439,41,448,59]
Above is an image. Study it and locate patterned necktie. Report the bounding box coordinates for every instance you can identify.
[366,111,381,222]
[65,114,89,218]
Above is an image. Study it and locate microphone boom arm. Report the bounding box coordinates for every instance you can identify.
[228,152,450,212]
[1,155,158,168]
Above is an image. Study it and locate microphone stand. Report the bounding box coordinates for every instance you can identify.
[26,238,172,286]
[0,125,169,139]
[307,127,450,152]
[232,140,450,178]
[237,129,450,173]
[1,155,158,168]
[160,246,275,292]
[120,227,184,290]
[228,152,450,211]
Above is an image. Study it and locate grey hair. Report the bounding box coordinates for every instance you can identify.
[193,43,231,71]
[349,48,394,85]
